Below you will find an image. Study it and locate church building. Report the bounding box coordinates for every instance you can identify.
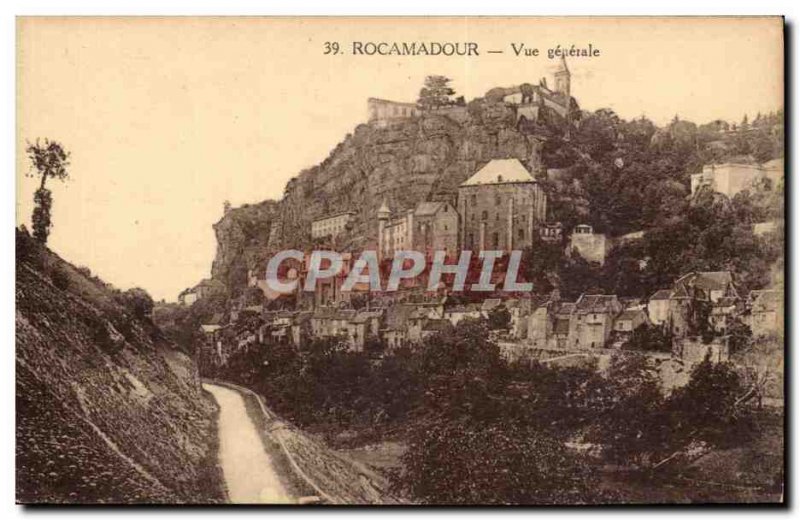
[457,158,547,252]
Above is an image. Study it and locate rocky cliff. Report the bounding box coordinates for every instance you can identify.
[16,229,225,504]
[209,98,570,297]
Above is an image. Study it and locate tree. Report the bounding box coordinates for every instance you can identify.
[622,323,673,353]
[117,288,155,319]
[397,419,600,504]
[589,354,669,466]
[487,304,511,331]
[666,359,757,449]
[417,75,456,111]
[26,139,70,243]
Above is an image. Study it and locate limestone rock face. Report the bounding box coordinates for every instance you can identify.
[211,99,568,297]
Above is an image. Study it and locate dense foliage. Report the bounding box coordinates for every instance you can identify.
[207,318,764,504]
[26,139,70,244]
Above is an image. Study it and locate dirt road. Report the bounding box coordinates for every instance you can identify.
[203,383,293,504]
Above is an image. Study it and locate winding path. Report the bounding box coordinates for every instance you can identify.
[203,383,293,504]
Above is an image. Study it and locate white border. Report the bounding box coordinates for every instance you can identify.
[4,1,796,519]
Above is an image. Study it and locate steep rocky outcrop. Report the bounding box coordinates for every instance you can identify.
[210,200,281,297]
[16,229,225,504]
[209,99,567,297]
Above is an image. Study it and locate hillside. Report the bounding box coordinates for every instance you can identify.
[203,90,783,302]
[16,228,225,504]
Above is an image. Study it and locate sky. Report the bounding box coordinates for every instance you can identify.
[16,17,783,301]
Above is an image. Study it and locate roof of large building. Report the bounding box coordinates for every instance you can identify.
[460,159,535,187]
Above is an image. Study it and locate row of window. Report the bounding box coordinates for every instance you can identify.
[466,193,540,206]
[465,228,528,248]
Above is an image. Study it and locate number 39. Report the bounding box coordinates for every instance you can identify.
[323,42,340,55]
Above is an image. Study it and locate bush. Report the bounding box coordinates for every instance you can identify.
[50,268,70,291]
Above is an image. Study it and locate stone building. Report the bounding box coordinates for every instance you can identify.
[367,98,420,127]
[748,289,783,338]
[378,200,459,259]
[690,158,784,198]
[311,211,355,239]
[567,224,608,265]
[412,202,459,257]
[647,289,672,325]
[457,159,547,252]
[665,271,740,338]
[503,56,573,123]
[566,294,623,350]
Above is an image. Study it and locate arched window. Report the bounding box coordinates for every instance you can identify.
[481,210,488,220]
[518,228,525,240]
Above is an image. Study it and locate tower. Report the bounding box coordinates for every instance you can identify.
[554,55,571,98]
[377,199,390,259]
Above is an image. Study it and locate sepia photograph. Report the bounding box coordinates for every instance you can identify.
[15,16,785,506]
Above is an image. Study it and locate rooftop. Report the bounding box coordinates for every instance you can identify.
[460,159,536,187]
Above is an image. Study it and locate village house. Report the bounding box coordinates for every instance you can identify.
[611,308,650,347]
[178,287,198,306]
[567,294,623,350]
[647,289,672,325]
[443,303,483,326]
[690,157,784,198]
[664,271,740,338]
[457,158,548,252]
[290,311,313,347]
[748,289,784,338]
[382,304,414,349]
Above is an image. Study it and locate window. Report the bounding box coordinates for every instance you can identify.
[492,232,499,248]
[495,194,502,206]
[470,194,477,205]
[482,210,488,220]
[518,228,524,240]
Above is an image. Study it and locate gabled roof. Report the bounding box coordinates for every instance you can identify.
[460,159,535,187]
[576,294,619,313]
[617,309,646,322]
[675,271,734,292]
[650,289,672,301]
[414,201,451,217]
